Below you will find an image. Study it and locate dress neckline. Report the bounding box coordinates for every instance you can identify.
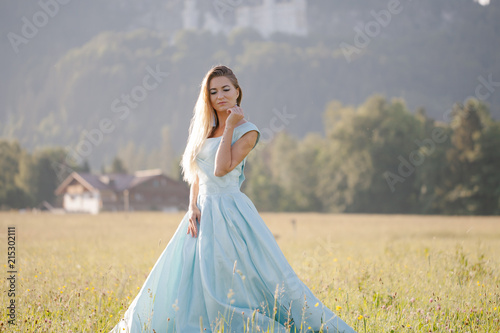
[206,121,249,139]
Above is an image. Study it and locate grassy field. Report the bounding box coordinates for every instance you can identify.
[0,212,499,332]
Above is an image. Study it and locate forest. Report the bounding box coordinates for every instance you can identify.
[1,0,499,214]
[1,1,499,166]
[1,95,499,215]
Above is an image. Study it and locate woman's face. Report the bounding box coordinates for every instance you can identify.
[209,76,239,113]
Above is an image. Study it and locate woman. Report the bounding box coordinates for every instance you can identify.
[109,66,356,333]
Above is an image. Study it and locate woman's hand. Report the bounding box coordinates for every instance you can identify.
[187,206,201,238]
[226,105,245,128]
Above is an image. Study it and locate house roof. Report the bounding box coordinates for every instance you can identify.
[54,169,171,195]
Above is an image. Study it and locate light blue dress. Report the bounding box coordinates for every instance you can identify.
[109,122,356,333]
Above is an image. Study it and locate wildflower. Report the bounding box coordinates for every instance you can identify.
[172,299,180,311]
[336,306,342,311]
[358,315,363,320]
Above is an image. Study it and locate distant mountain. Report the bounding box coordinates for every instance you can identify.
[1,0,498,170]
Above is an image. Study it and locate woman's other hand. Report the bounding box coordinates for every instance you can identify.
[187,206,201,238]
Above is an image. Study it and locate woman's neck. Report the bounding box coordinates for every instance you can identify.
[215,110,229,129]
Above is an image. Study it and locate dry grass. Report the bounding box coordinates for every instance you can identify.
[0,212,499,332]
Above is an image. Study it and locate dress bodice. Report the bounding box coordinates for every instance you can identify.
[196,122,260,195]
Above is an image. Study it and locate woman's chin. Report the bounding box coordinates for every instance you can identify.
[215,107,230,113]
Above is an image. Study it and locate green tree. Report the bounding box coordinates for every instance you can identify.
[286,133,324,211]
[79,160,91,173]
[320,95,425,213]
[0,140,29,209]
[437,99,500,214]
[244,146,284,212]
[0,140,22,191]
[111,156,127,174]
[14,151,36,206]
[32,148,68,206]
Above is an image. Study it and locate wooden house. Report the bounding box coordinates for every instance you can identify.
[54,169,189,214]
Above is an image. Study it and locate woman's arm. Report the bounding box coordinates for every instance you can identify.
[187,174,201,237]
[214,124,258,177]
[214,106,258,177]
[189,174,199,210]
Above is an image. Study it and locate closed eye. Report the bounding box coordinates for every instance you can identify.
[210,88,230,95]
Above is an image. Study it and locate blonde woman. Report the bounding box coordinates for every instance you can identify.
[109,66,356,333]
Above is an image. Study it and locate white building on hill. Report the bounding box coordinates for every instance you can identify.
[235,0,307,37]
[183,0,308,38]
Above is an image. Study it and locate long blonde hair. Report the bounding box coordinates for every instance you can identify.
[181,65,243,185]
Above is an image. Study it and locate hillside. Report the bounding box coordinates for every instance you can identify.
[1,0,499,170]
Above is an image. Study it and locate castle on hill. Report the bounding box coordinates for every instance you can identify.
[183,0,308,38]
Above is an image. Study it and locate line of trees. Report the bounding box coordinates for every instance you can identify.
[0,144,75,209]
[1,95,499,214]
[0,145,132,209]
[243,96,500,215]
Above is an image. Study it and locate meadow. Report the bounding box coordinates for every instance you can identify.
[0,212,499,332]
